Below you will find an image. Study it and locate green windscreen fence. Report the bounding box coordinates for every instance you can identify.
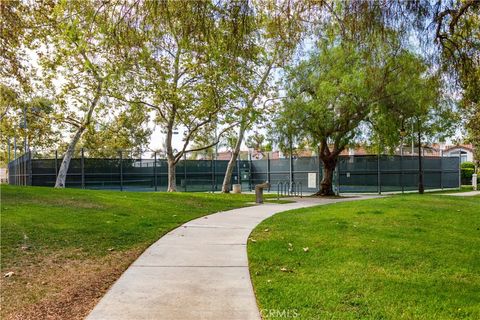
[8,152,460,193]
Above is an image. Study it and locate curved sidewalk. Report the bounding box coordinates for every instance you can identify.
[87,196,377,320]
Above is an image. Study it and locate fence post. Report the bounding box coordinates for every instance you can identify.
[267,152,270,191]
[377,153,381,195]
[400,154,404,193]
[458,155,461,189]
[335,160,340,196]
[119,150,123,191]
[211,157,215,193]
[154,152,158,191]
[318,148,321,190]
[22,154,25,186]
[81,148,85,189]
[184,153,187,192]
[55,150,58,181]
[28,151,32,186]
[440,150,443,190]
[249,152,252,191]
[13,134,17,185]
[289,142,294,193]
[237,155,241,185]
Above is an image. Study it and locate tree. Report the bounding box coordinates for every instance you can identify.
[432,0,480,167]
[0,85,59,165]
[278,42,375,195]
[80,105,152,158]
[220,0,309,193]
[118,0,261,192]
[275,32,443,195]
[0,0,34,89]
[245,131,267,151]
[26,1,134,188]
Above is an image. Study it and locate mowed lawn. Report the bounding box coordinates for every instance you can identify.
[248,194,480,320]
[0,185,263,320]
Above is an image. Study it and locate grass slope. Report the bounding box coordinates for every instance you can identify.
[0,185,262,320]
[248,194,480,320]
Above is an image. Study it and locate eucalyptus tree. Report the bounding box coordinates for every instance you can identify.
[118,0,262,191]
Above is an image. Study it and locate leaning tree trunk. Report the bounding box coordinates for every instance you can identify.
[55,79,102,188]
[54,127,84,188]
[221,122,246,193]
[316,158,337,196]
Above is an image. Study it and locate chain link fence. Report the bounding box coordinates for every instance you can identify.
[8,149,460,193]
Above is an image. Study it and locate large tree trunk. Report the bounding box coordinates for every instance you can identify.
[167,155,176,192]
[315,157,337,196]
[221,121,246,193]
[54,128,84,188]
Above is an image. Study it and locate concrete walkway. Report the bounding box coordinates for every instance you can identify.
[442,191,480,196]
[87,195,378,320]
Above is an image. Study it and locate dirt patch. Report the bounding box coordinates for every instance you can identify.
[1,248,142,320]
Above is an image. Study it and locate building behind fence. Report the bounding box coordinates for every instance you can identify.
[8,151,460,193]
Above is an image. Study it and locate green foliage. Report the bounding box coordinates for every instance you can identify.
[461,168,474,180]
[245,131,267,151]
[0,85,59,165]
[81,107,152,158]
[434,2,480,161]
[249,194,480,319]
[22,1,144,161]
[115,1,264,168]
[368,51,457,152]
[276,34,431,154]
[461,161,475,170]
[461,162,476,180]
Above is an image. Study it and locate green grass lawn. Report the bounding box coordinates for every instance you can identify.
[248,194,480,320]
[0,185,266,320]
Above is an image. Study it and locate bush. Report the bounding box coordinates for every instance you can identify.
[461,161,475,170]
[461,168,474,180]
[460,162,475,184]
